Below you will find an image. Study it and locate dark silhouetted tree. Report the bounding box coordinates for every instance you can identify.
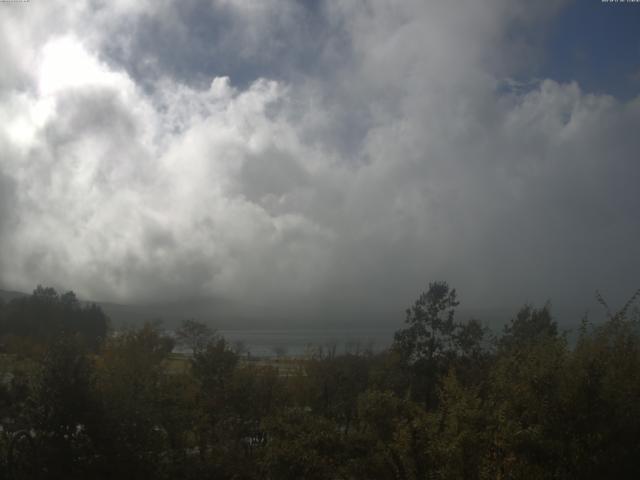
[393,281,486,407]
[176,319,215,355]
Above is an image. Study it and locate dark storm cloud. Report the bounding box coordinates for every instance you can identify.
[235,147,310,206]
[0,170,17,238]
[0,0,638,323]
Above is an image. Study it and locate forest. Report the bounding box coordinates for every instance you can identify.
[0,282,639,479]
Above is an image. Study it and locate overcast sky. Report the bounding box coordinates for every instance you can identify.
[0,0,639,322]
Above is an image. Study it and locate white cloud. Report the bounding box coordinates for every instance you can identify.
[0,0,638,321]
[37,36,130,96]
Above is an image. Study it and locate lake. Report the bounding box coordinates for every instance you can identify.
[217,328,397,357]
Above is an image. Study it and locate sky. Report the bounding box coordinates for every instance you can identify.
[0,0,639,324]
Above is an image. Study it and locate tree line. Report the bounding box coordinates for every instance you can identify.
[0,283,639,479]
[0,286,108,353]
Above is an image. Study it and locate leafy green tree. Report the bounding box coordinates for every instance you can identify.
[227,364,283,443]
[354,390,431,480]
[200,364,284,478]
[154,371,201,479]
[558,313,640,478]
[394,281,486,407]
[0,286,108,350]
[499,303,558,351]
[486,333,568,478]
[191,337,238,403]
[94,323,175,478]
[190,337,239,467]
[303,353,371,432]
[260,408,345,480]
[29,336,100,478]
[368,349,413,397]
[429,371,491,480]
[394,282,460,363]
